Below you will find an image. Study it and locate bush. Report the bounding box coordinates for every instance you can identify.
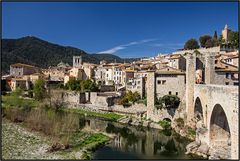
[65,79,99,92]
[175,118,184,128]
[119,91,141,105]
[155,95,180,109]
[187,126,196,137]
[33,79,46,100]
[162,95,180,108]
[159,119,171,129]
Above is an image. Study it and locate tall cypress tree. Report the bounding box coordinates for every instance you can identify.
[213,31,218,40]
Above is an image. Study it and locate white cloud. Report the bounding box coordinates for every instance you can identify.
[97,38,157,54]
[98,46,126,54]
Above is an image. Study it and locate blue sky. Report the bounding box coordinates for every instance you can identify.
[2,2,238,58]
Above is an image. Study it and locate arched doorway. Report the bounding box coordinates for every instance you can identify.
[194,97,204,122]
[209,104,231,159]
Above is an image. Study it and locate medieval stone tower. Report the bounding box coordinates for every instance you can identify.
[185,51,217,126]
[185,52,196,125]
[222,24,231,43]
[146,71,156,119]
[205,52,216,84]
[73,56,82,68]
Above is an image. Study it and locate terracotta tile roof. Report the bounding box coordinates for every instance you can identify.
[169,54,181,59]
[10,63,36,68]
[215,60,238,72]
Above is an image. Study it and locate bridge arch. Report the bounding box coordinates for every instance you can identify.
[194,97,204,123]
[209,104,231,158]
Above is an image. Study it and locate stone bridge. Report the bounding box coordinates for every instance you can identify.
[192,84,238,159]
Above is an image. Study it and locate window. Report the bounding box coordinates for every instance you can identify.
[226,73,229,78]
[176,92,178,95]
[157,80,161,84]
[233,82,239,86]
[138,81,140,84]
[162,80,166,84]
[169,91,172,95]
[225,82,229,85]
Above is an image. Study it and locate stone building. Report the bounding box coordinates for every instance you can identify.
[126,77,146,98]
[82,63,97,80]
[42,61,71,81]
[168,54,186,71]
[155,69,186,99]
[10,63,38,77]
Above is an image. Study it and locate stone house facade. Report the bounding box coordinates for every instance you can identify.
[126,77,146,98]
[155,71,186,99]
[10,63,38,77]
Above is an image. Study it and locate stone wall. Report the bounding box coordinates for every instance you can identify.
[172,46,220,55]
[99,85,115,92]
[214,72,238,86]
[90,92,114,107]
[62,91,86,104]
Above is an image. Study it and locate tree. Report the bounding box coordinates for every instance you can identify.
[218,35,224,45]
[205,38,218,48]
[33,79,46,100]
[213,31,218,40]
[228,31,239,49]
[184,39,200,50]
[199,35,212,48]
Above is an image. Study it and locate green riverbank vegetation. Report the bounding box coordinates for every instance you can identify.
[2,88,114,159]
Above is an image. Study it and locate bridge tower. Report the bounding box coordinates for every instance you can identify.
[146,71,156,120]
[185,52,196,127]
[204,52,216,84]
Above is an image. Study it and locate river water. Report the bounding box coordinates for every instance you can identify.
[78,117,194,159]
[3,107,197,159]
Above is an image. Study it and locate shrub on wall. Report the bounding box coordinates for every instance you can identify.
[118,91,141,106]
[155,95,180,109]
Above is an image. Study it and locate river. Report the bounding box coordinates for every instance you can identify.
[79,117,195,159]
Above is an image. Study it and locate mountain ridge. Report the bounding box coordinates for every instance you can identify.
[1,36,140,74]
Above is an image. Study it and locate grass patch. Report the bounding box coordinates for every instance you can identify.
[65,108,123,121]
[159,120,171,129]
[187,127,196,137]
[2,95,39,110]
[69,131,109,151]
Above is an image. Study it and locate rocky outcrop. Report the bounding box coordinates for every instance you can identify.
[185,141,209,158]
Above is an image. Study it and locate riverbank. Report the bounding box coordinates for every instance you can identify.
[2,118,65,159]
[2,117,111,160]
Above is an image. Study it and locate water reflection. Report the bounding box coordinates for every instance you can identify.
[90,122,190,159]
